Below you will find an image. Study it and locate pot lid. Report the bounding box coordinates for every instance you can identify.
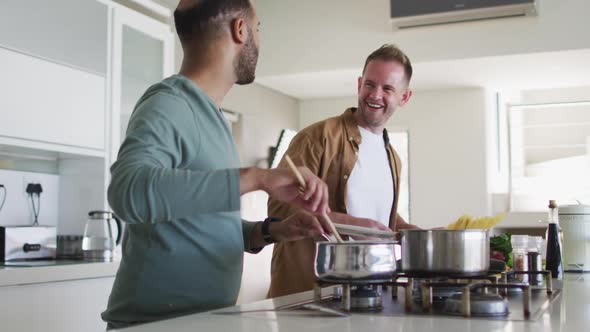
[559,203,590,215]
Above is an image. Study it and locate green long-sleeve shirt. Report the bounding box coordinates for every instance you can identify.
[102,74,258,329]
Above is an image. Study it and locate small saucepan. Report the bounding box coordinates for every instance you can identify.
[314,241,397,282]
[400,229,490,277]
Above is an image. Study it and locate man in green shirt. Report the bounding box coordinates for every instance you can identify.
[102,0,331,329]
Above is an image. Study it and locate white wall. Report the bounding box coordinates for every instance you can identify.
[299,97,356,128]
[0,169,59,227]
[299,88,490,229]
[223,84,299,167]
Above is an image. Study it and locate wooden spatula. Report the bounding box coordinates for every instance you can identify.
[284,155,344,243]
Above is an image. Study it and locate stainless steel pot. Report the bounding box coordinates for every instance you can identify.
[314,241,397,282]
[401,229,490,276]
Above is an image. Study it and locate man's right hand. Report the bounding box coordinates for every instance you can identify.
[240,167,330,215]
[269,210,331,242]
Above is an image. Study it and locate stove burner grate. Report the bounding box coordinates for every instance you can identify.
[443,293,509,317]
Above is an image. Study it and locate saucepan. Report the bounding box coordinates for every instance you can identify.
[314,240,397,282]
[400,229,490,277]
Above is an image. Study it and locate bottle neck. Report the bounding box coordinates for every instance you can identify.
[548,207,559,224]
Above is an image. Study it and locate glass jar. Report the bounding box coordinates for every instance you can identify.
[511,235,529,283]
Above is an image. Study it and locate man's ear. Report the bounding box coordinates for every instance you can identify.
[357,77,362,94]
[230,17,248,44]
[399,89,413,107]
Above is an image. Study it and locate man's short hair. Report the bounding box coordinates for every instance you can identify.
[362,44,413,84]
[174,0,252,45]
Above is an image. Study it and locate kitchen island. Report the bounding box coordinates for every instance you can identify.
[114,273,588,332]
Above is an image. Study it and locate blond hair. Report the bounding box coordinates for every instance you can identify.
[362,44,413,83]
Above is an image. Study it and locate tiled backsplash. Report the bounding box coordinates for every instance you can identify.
[0,169,59,227]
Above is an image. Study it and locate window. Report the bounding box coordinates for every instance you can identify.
[269,129,297,168]
[508,101,590,211]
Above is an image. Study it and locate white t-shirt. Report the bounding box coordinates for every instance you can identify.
[345,126,394,227]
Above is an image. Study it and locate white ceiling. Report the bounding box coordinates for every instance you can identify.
[149,0,590,100]
[256,48,590,99]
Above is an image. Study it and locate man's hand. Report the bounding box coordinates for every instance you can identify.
[240,167,330,215]
[269,211,332,242]
[262,167,330,214]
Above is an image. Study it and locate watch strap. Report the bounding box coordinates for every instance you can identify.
[262,217,281,243]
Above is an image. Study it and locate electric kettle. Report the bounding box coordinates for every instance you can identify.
[559,203,590,272]
[82,210,122,261]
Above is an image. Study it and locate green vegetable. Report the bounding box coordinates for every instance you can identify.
[490,233,513,268]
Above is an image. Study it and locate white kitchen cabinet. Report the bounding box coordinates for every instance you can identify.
[0,6,172,330]
[0,276,115,332]
[0,0,108,75]
[0,1,174,235]
[0,0,110,154]
[109,5,175,164]
[0,47,106,152]
[0,0,108,154]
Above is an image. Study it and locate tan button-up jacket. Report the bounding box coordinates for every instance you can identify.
[267,108,402,298]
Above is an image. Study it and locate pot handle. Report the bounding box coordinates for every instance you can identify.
[113,215,122,245]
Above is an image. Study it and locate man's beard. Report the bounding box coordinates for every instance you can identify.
[357,99,394,128]
[234,27,259,85]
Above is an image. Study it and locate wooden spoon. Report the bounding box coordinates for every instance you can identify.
[284,155,344,243]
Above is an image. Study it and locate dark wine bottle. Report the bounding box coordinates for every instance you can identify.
[545,223,563,279]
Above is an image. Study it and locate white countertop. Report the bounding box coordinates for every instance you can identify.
[114,273,590,332]
[0,260,119,287]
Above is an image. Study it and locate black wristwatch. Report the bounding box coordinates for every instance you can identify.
[261,217,282,243]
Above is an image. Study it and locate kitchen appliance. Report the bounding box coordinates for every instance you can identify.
[0,226,56,261]
[82,210,121,261]
[390,0,537,30]
[306,269,560,321]
[559,203,590,272]
[315,241,397,282]
[400,229,490,276]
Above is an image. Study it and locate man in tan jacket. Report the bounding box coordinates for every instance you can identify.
[267,44,419,298]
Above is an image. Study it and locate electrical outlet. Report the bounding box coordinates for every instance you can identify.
[23,177,43,197]
[25,183,43,195]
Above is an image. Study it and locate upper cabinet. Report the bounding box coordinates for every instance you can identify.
[0,0,175,230]
[0,0,108,75]
[109,6,175,163]
[0,0,174,158]
[0,0,109,154]
[0,47,106,152]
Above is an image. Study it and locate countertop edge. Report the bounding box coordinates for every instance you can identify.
[0,260,119,287]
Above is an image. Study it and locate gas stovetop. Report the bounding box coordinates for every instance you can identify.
[307,271,562,321]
